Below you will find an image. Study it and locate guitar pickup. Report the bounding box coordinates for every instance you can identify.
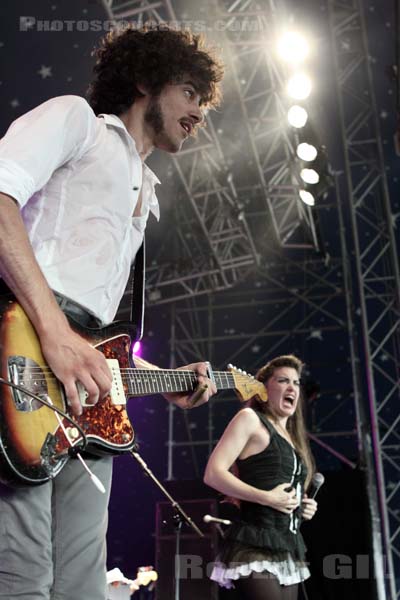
[77,359,125,407]
[108,359,125,405]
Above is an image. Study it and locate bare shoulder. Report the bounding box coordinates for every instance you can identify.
[236,408,271,459]
[230,407,261,431]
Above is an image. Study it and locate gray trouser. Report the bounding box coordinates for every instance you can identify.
[0,455,113,600]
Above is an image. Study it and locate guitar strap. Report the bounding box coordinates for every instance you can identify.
[128,237,145,341]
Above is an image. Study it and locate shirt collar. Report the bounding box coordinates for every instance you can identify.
[99,113,161,220]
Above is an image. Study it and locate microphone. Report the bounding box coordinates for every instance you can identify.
[307,472,325,499]
[203,514,232,526]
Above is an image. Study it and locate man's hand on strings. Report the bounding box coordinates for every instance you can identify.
[163,362,217,409]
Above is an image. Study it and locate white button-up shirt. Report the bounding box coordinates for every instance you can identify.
[0,95,160,324]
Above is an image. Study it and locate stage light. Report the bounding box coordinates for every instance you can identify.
[299,189,315,206]
[287,73,312,100]
[277,32,310,64]
[300,168,320,184]
[132,341,141,355]
[297,142,318,161]
[288,105,308,128]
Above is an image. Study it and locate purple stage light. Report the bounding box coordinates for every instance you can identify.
[132,341,141,356]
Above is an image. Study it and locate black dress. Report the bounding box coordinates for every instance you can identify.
[210,409,310,588]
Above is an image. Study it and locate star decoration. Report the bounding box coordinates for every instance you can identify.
[251,344,260,353]
[380,110,388,119]
[307,329,323,341]
[10,98,20,108]
[38,65,52,79]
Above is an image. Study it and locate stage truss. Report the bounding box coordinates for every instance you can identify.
[104,0,400,597]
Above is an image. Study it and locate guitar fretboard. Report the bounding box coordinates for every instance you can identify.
[125,369,235,396]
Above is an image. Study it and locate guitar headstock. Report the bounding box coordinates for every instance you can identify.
[228,364,268,403]
[135,567,158,587]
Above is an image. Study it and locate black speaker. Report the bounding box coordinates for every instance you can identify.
[155,498,219,600]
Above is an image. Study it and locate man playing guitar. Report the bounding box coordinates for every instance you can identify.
[0,24,223,600]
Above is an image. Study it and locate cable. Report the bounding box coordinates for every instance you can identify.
[0,377,105,493]
[0,377,88,451]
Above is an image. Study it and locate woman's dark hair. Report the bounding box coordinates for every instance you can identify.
[88,24,224,115]
[250,355,315,487]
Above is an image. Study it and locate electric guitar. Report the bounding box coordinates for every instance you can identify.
[107,566,158,593]
[131,567,158,591]
[0,296,267,486]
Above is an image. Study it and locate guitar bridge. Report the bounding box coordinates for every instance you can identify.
[7,356,48,412]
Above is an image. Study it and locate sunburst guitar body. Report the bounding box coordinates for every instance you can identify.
[0,294,267,486]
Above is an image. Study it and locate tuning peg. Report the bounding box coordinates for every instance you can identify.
[227,363,233,369]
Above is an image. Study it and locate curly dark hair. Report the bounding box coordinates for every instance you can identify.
[87,24,224,115]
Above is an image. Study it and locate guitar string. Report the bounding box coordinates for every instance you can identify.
[10,377,237,390]
[15,367,248,380]
[10,369,253,391]
[18,368,240,375]
[6,376,255,395]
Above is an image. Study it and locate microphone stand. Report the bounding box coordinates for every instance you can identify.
[129,449,204,600]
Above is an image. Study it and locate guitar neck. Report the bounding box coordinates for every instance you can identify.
[126,369,235,397]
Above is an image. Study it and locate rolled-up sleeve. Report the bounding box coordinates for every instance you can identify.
[0,95,97,207]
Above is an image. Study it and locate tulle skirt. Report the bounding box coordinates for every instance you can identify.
[210,535,310,589]
[210,553,310,588]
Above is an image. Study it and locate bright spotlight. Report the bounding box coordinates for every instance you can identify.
[277,32,310,64]
[297,142,318,161]
[288,105,308,128]
[287,73,312,100]
[132,341,141,355]
[299,189,315,206]
[300,168,320,184]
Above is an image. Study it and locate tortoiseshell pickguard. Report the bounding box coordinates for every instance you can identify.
[53,334,135,455]
[0,292,139,485]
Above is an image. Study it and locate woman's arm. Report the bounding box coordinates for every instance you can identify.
[204,408,299,514]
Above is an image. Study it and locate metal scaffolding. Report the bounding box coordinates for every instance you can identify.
[104,0,400,596]
[329,0,400,598]
[103,0,321,305]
